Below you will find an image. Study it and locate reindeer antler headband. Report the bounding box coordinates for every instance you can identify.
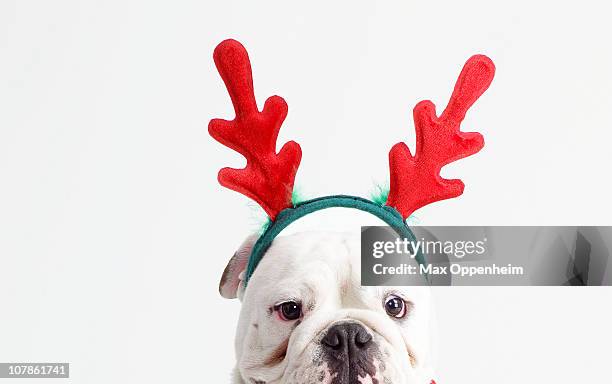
[210,39,495,285]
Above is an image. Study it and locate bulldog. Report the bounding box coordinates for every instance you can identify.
[219,231,434,384]
[209,39,494,384]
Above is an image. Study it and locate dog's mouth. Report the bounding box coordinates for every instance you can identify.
[270,321,408,384]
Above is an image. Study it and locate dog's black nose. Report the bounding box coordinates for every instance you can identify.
[321,322,372,354]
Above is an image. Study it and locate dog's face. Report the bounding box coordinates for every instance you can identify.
[220,231,433,384]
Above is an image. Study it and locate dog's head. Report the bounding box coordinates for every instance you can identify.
[220,231,433,384]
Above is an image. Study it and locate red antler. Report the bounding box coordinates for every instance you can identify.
[208,39,302,220]
[386,55,495,219]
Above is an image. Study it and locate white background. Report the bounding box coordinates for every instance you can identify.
[1,0,611,383]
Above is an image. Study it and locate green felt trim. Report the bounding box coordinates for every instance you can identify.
[244,195,425,285]
[370,184,390,206]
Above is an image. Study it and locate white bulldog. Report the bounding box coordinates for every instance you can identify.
[219,231,434,384]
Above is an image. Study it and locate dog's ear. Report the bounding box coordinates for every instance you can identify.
[219,234,258,299]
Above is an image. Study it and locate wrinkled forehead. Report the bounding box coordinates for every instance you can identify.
[269,231,360,268]
[249,232,360,293]
[245,232,428,305]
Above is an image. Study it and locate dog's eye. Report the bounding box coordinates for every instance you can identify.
[275,301,302,321]
[384,295,407,318]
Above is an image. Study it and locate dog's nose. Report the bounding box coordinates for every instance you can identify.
[321,322,372,354]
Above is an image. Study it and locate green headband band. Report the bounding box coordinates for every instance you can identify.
[244,195,424,285]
